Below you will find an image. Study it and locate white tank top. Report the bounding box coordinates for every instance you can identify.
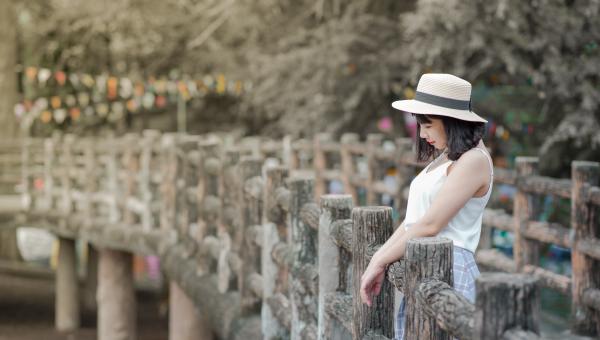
[403,147,493,253]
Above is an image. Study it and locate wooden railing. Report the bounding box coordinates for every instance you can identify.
[3,131,598,339]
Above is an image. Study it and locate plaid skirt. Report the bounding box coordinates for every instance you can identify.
[395,246,480,340]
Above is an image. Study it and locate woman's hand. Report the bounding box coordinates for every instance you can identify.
[360,256,386,307]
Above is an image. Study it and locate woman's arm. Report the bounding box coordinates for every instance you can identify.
[360,150,490,305]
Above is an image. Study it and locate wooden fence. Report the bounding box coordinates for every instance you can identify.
[1,131,598,339]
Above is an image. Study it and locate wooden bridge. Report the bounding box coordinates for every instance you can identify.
[0,132,599,340]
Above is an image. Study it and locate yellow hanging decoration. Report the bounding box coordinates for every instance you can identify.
[50,96,61,109]
[216,74,226,94]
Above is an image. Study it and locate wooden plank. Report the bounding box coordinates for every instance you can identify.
[522,265,571,295]
[524,221,571,248]
[475,249,516,273]
[482,209,513,232]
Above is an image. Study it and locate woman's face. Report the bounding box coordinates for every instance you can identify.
[419,117,447,150]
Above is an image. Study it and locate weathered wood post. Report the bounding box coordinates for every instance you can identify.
[161,134,213,340]
[352,206,394,339]
[289,174,318,339]
[571,161,600,335]
[513,157,539,271]
[55,134,80,331]
[56,237,80,331]
[169,281,214,340]
[82,139,98,312]
[313,133,331,199]
[318,194,353,340]
[196,137,222,275]
[238,156,263,314]
[474,273,540,339]
[340,133,360,204]
[366,134,383,206]
[262,166,290,339]
[98,135,136,340]
[98,249,136,340]
[403,237,453,340]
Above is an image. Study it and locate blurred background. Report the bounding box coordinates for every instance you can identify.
[0,0,598,338]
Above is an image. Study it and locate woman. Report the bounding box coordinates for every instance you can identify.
[359,74,493,339]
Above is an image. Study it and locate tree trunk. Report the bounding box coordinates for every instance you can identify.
[0,0,21,262]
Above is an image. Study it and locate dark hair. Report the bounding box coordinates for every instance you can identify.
[413,113,486,162]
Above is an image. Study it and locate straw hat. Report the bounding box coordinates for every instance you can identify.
[391,73,487,123]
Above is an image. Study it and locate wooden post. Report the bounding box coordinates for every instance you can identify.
[289,175,318,339]
[97,249,136,340]
[474,273,540,339]
[513,157,539,271]
[169,281,213,340]
[238,156,263,314]
[571,161,600,335]
[352,206,394,339]
[83,243,98,312]
[340,133,360,204]
[262,166,290,339]
[365,134,383,206]
[313,133,331,200]
[318,194,353,340]
[160,134,178,233]
[55,237,80,331]
[140,130,160,231]
[196,138,222,275]
[404,237,453,340]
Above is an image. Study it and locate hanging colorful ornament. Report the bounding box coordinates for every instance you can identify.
[155,79,167,94]
[134,82,145,97]
[141,92,155,109]
[38,68,52,84]
[234,80,243,95]
[65,94,77,107]
[126,98,139,113]
[77,93,90,107]
[203,75,214,89]
[187,80,198,97]
[50,96,62,109]
[119,78,133,98]
[68,73,80,88]
[107,77,118,99]
[34,98,48,110]
[54,109,67,123]
[96,103,109,117]
[81,74,95,88]
[95,75,107,93]
[155,95,167,108]
[69,107,81,121]
[40,110,52,123]
[25,67,38,82]
[55,71,67,86]
[216,74,226,94]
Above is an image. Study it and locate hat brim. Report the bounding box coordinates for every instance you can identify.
[392,99,487,123]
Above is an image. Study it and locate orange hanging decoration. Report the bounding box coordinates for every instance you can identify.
[55,71,67,86]
[50,96,61,109]
[40,110,52,123]
[69,107,81,121]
